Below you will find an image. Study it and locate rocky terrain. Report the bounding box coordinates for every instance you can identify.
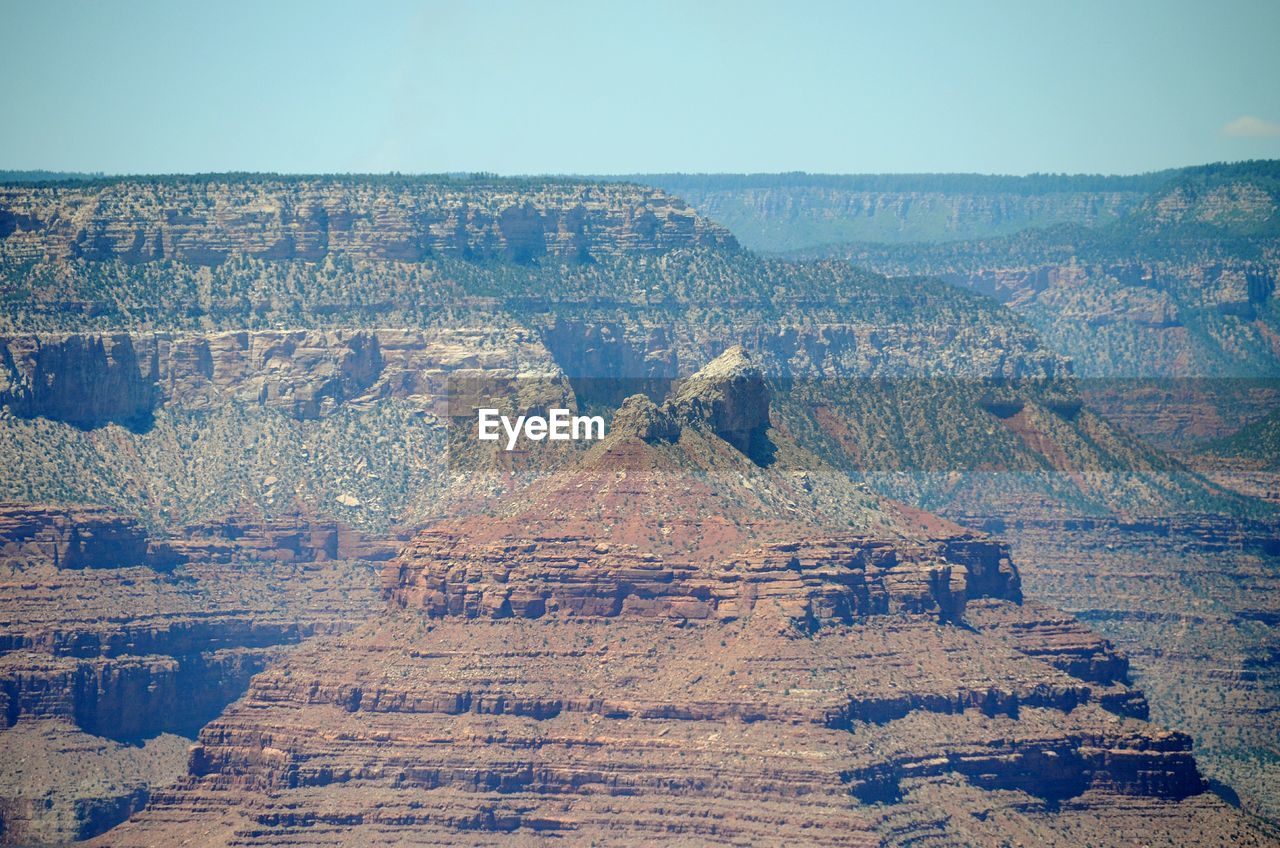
[0,227,1240,527]
[648,163,1280,823]
[0,328,569,427]
[92,350,1274,847]
[0,176,732,266]
[0,503,403,842]
[0,173,1277,844]
[776,164,1280,446]
[950,514,1280,825]
[651,165,1280,447]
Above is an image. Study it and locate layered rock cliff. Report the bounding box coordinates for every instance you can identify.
[90,350,1267,847]
[782,164,1280,390]
[0,178,735,265]
[0,503,402,843]
[0,328,566,427]
[632,173,1156,251]
[1,174,1276,843]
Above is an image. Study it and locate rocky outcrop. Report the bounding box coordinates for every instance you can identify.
[1,650,269,739]
[0,499,407,573]
[606,345,772,460]
[94,580,1234,846]
[982,514,1280,823]
[388,528,998,627]
[116,637,1226,846]
[671,345,771,453]
[0,334,158,430]
[840,715,1204,804]
[609,394,680,442]
[391,351,1013,627]
[0,720,188,845]
[175,513,411,565]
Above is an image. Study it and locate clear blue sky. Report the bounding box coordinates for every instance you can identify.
[2,0,1278,175]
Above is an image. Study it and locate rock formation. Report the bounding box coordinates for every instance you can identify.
[0,328,570,428]
[0,178,735,266]
[90,351,1272,847]
[0,504,402,842]
[0,174,1276,843]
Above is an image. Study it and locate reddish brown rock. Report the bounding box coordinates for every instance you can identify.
[0,503,180,570]
[89,351,1273,847]
[0,503,395,842]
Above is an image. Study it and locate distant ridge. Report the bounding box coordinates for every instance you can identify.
[0,169,106,183]
[0,171,623,189]
[615,161,1280,195]
[617,170,1174,195]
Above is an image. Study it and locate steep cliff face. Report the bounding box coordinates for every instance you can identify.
[1,327,566,427]
[0,721,189,845]
[0,334,159,430]
[0,504,179,570]
[0,503,398,843]
[0,178,736,265]
[980,515,1280,823]
[2,244,1186,530]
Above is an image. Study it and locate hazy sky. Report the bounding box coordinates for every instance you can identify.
[3,0,1279,175]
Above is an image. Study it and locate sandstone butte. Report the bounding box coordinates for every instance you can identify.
[75,349,1278,847]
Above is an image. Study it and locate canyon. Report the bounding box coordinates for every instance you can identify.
[88,349,1270,847]
[0,173,1277,845]
[0,502,405,843]
[633,172,1161,251]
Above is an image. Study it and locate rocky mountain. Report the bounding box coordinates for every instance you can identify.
[93,350,1272,847]
[984,513,1280,828]
[0,182,1245,525]
[0,176,733,266]
[635,164,1280,823]
[639,165,1280,451]
[0,174,1278,843]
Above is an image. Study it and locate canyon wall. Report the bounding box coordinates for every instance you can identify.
[0,174,1275,844]
[0,503,402,843]
[634,173,1155,251]
[0,178,735,265]
[0,328,567,427]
